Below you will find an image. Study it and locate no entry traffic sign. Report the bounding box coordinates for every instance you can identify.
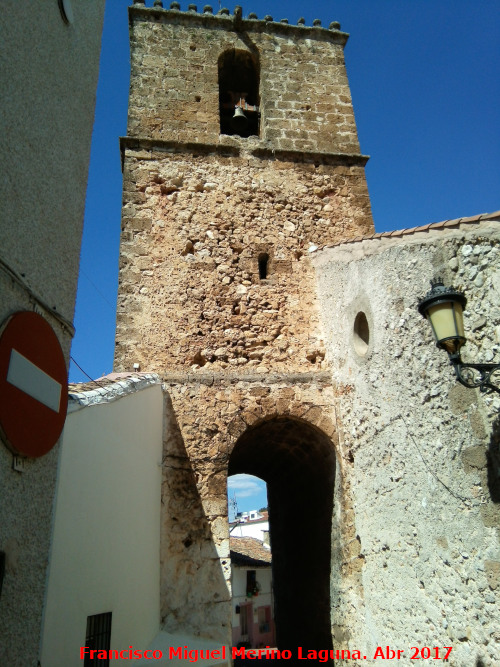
[0,311,68,457]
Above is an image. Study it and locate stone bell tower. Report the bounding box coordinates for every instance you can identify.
[115,1,373,375]
[115,0,373,655]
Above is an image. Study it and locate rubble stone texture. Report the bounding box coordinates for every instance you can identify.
[159,375,343,648]
[115,6,373,376]
[116,3,374,652]
[313,219,500,666]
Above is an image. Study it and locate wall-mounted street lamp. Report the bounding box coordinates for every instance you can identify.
[418,279,500,394]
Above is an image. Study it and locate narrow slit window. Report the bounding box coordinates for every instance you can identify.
[258,253,269,280]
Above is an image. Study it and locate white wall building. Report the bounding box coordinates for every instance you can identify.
[230,511,269,543]
[41,375,163,666]
[230,537,275,650]
[41,373,230,667]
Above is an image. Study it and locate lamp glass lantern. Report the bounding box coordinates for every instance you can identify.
[418,278,500,394]
[418,279,467,356]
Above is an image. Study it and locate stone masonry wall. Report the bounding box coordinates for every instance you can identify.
[115,151,372,374]
[159,374,342,644]
[117,2,375,652]
[115,5,373,375]
[313,218,500,666]
[127,6,360,155]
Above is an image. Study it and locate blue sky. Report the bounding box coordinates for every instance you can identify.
[70,0,500,385]
[227,474,268,519]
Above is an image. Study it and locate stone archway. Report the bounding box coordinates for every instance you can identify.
[229,416,337,658]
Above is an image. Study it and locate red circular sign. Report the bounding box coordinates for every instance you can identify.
[0,312,68,457]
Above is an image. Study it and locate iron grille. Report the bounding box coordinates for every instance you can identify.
[84,612,112,666]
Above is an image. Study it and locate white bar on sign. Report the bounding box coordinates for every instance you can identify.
[6,349,62,413]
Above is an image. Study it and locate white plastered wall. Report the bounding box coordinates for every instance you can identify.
[230,520,269,541]
[313,220,500,666]
[41,383,163,666]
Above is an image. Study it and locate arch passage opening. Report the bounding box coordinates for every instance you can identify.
[228,417,336,660]
[218,49,260,137]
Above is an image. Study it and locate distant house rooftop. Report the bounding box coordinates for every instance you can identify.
[230,537,271,567]
[230,510,269,526]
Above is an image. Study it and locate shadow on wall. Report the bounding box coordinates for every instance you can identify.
[160,393,231,643]
[487,415,500,503]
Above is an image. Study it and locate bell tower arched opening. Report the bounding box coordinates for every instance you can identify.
[228,416,336,661]
[218,49,260,137]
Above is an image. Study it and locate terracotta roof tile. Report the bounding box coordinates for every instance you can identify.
[68,372,156,394]
[67,372,161,408]
[230,537,272,566]
[316,210,500,253]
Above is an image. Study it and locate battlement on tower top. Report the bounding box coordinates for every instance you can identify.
[129,1,348,45]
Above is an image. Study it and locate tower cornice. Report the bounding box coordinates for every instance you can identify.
[119,136,369,169]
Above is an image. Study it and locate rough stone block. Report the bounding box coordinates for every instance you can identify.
[485,560,500,590]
